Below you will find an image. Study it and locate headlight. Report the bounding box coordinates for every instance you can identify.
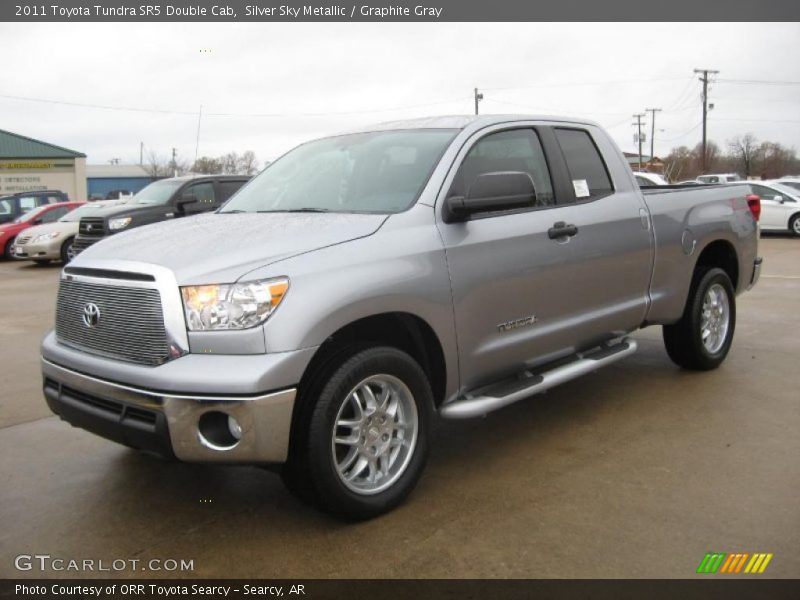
[181,278,289,331]
[32,231,60,243]
[108,217,132,231]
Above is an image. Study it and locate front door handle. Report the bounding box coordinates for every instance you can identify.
[548,221,579,239]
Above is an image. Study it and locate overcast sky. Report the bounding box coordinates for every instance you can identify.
[1,22,799,167]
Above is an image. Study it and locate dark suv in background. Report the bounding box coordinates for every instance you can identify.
[0,190,70,224]
[72,175,250,256]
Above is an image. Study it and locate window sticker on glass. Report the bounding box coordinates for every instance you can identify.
[573,179,590,198]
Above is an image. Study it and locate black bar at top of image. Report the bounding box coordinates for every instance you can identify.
[2,0,800,22]
[2,579,800,600]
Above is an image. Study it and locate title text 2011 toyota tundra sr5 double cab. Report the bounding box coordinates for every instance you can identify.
[41,116,762,520]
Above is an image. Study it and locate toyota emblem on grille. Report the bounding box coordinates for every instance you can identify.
[82,302,101,327]
[86,224,93,232]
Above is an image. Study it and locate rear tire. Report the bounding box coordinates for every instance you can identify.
[663,267,736,370]
[282,346,433,520]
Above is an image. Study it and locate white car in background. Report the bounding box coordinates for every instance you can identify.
[696,173,742,184]
[776,178,800,194]
[729,181,800,237]
[632,172,669,187]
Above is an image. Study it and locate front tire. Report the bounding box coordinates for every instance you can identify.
[790,214,800,238]
[282,346,433,520]
[663,267,736,370]
[3,237,15,260]
[60,237,75,263]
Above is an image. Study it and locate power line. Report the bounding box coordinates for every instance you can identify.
[716,78,800,86]
[0,92,473,118]
[482,75,689,92]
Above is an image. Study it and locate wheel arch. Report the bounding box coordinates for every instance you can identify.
[693,239,739,290]
[297,311,448,409]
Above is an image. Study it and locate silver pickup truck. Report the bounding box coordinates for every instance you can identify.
[41,115,761,519]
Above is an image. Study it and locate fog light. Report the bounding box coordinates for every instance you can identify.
[198,411,241,450]
[227,415,242,440]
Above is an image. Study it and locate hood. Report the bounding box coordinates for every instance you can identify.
[73,212,388,283]
[17,221,79,239]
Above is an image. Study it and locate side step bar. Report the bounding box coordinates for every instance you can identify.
[440,338,637,419]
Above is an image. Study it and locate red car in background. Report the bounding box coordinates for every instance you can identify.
[0,202,84,259]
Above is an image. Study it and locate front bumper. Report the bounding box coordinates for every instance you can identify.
[13,239,61,260]
[42,358,297,463]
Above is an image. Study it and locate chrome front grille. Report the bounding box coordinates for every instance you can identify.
[79,217,105,236]
[55,279,170,365]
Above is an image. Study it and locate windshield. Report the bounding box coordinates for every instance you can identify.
[779,181,800,192]
[220,129,457,214]
[772,183,800,198]
[131,179,184,205]
[14,205,49,224]
[0,198,13,216]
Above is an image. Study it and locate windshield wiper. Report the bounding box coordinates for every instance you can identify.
[256,208,331,213]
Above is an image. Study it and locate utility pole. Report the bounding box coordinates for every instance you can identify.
[632,113,645,171]
[139,142,144,165]
[694,68,719,173]
[645,107,661,162]
[474,87,483,115]
[171,147,177,177]
[194,105,203,167]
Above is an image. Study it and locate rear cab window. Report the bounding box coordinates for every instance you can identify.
[554,128,614,201]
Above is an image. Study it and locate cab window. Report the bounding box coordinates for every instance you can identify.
[554,128,614,200]
[449,129,555,209]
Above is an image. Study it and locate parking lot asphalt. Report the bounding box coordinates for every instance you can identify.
[0,236,798,579]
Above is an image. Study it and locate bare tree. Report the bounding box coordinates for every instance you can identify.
[663,145,693,181]
[727,134,759,178]
[192,156,222,174]
[142,150,173,178]
[756,142,796,179]
[237,150,260,175]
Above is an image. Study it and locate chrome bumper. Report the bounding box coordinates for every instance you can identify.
[42,358,296,464]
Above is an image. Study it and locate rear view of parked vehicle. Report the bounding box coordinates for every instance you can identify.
[11,200,124,264]
[0,190,70,225]
[1,201,83,260]
[696,173,742,184]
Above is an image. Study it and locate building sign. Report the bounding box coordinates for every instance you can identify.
[0,161,73,170]
[0,159,83,198]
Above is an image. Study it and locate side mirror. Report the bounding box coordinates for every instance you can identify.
[774,195,785,203]
[444,171,536,223]
[176,192,198,210]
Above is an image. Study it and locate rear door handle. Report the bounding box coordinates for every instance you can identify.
[548,221,579,239]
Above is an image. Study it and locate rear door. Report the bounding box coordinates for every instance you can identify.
[549,127,652,346]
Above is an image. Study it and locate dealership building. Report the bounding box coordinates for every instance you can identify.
[0,129,87,201]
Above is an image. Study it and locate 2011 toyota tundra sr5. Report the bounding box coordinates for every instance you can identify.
[41,115,762,520]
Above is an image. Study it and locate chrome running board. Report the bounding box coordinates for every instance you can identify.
[440,338,637,419]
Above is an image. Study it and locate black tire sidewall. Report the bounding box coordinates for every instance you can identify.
[3,237,15,259]
[61,238,74,263]
[304,346,433,520]
[790,214,800,238]
[687,268,736,367]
